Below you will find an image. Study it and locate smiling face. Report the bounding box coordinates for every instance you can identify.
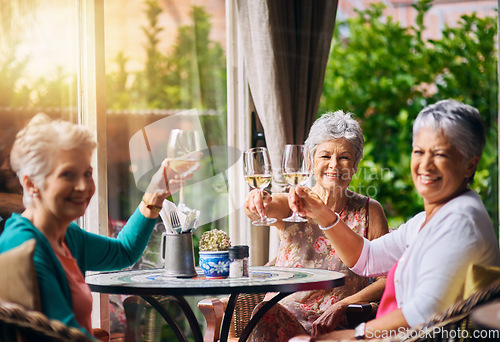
[36,149,95,224]
[313,138,357,192]
[411,127,478,208]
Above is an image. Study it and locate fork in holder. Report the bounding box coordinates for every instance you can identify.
[170,211,183,234]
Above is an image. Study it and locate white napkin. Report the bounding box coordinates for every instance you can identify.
[160,200,186,234]
[159,202,173,234]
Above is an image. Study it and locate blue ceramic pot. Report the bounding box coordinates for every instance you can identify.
[199,251,230,279]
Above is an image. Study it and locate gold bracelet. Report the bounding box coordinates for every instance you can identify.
[142,197,162,213]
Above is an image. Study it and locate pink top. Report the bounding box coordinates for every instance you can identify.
[376,260,399,318]
[55,243,93,333]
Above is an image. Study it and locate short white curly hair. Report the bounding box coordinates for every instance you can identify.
[304,110,364,168]
[10,113,96,207]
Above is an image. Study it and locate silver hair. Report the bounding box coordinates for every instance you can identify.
[413,99,485,160]
[10,113,96,207]
[413,99,485,182]
[304,110,364,168]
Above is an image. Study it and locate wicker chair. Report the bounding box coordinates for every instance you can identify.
[197,294,377,342]
[198,293,266,342]
[289,279,500,342]
[399,278,500,342]
[0,300,93,342]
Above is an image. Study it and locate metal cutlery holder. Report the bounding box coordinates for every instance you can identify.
[161,232,197,278]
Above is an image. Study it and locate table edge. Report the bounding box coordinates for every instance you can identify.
[86,266,345,296]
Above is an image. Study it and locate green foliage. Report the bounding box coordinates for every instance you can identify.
[119,3,227,112]
[106,52,131,110]
[320,1,498,228]
[0,40,30,107]
[109,2,229,233]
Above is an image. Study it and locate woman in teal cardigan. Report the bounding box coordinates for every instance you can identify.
[0,114,199,338]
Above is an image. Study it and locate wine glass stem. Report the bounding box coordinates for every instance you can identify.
[258,189,267,219]
[179,178,185,206]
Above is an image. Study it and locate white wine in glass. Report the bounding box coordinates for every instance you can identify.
[167,129,201,213]
[244,174,272,189]
[282,144,311,222]
[243,147,277,226]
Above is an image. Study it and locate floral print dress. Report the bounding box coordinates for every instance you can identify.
[249,192,371,342]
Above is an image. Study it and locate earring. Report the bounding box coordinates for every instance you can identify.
[32,189,39,198]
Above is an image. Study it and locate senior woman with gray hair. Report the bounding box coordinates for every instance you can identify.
[0,114,198,339]
[244,111,389,340]
[289,100,500,340]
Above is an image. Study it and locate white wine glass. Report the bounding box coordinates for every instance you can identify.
[243,147,277,226]
[167,129,201,213]
[282,144,311,222]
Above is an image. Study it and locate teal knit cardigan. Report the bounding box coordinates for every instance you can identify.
[0,208,156,338]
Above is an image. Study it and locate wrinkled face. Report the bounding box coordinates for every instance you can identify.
[313,139,357,192]
[37,149,95,223]
[411,128,477,206]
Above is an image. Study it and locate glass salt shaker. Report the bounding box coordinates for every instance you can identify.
[229,245,249,278]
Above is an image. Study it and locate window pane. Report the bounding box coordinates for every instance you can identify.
[105,0,227,230]
[104,1,227,337]
[0,0,78,220]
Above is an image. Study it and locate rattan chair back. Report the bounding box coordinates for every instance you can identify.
[0,300,92,342]
[230,293,266,338]
[400,279,500,342]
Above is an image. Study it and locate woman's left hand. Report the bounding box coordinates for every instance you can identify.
[141,152,201,218]
[311,301,348,337]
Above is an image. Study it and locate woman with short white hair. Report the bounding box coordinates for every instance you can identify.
[0,114,196,339]
[289,100,500,340]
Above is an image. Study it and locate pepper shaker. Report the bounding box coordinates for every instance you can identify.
[228,245,249,278]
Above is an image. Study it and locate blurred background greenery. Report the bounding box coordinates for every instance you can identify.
[319,0,498,229]
[1,0,496,230]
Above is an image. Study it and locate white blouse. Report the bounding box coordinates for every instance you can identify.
[351,190,500,326]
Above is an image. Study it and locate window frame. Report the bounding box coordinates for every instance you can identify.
[226,0,252,248]
[78,0,109,330]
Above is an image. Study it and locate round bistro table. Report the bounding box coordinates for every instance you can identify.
[86,266,345,342]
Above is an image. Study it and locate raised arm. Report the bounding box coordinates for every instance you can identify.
[289,186,365,267]
[141,152,201,219]
[311,198,389,336]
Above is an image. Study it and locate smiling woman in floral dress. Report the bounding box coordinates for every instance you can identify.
[244,111,389,341]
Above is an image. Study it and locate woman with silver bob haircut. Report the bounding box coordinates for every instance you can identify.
[244,110,389,340]
[305,110,364,172]
[412,99,485,183]
[289,99,500,341]
[0,114,199,338]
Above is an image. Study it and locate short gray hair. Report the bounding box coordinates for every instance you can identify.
[304,110,364,167]
[10,113,96,207]
[413,99,485,161]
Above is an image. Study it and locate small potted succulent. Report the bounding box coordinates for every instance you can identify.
[198,229,231,278]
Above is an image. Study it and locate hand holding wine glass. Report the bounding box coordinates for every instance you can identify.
[243,147,277,226]
[167,129,202,213]
[282,144,311,222]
